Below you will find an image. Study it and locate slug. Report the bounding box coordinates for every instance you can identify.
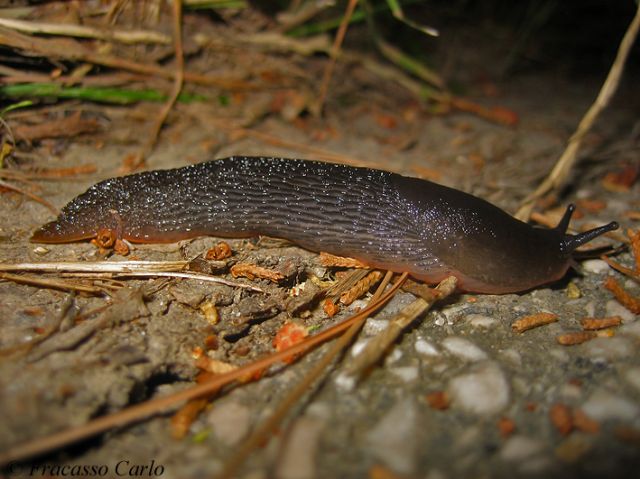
[31,156,618,294]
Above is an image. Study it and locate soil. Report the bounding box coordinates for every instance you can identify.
[1,4,639,479]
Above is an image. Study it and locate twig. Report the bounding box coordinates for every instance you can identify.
[315,0,358,114]
[216,272,405,479]
[0,272,407,466]
[515,3,640,221]
[0,179,57,213]
[0,17,171,44]
[138,0,185,166]
[0,272,109,295]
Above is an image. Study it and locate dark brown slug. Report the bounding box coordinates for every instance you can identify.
[31,156,618,294]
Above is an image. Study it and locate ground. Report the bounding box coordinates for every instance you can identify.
[0,3,639,479]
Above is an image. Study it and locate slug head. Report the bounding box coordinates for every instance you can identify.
[556,204,619,256]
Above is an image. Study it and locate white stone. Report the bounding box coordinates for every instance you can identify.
[275,417,323,479]
[385,348,403,364]
[499,348,522,367]
[605,300,637,323]
[442,337,488,362]
[207,401,251,446]
[582,388,639,421]
[583,301,596,318]
[415,338,440,357]
[465,314,497,329]
[582,337,634,361]
[500,435,545,461]
[558,383,583,401]
[350,339,369,357]
[448,362,510,415]
[390,366,419,383]
[366,397,419,474]
[581,259,609,274]
[364,318,390,335]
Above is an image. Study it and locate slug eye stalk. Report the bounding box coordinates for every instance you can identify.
[562,221,619,253]
[554,203,618,254]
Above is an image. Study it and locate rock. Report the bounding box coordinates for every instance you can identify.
[365,397,419,474]
[275,417,323,479]
[582,388,639,421]
[582,259,609,274]
[441,337,488,362]
[500,435,545,461]
[605,300,637,323]
[389,366,419,383]
[582,337,634,361]
[448,362,510,415]
[207,401,251,446]
[415,338,440,357]
[464,314,497,329]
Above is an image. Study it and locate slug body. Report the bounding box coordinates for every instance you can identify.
[32,157,617,294]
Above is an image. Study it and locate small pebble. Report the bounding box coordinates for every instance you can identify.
[500,435,545,461]
[558,383,583,401]
[548,347,570,364]
[581,259,609,274]
[441,337,488,362]
[623,367,640,394]
[365,398,419,474]
[582,388,639,421]
[385,348,403,364]
[605,300,637,323]
[364,318,389,335]
[582,337,634,361]
[499,348,522,367]
[390,366,419,383]
[350,339,369,357]
[275,417,323,479]
[448,362,510,415]
[441,304,469,323]
[207,401,251,446]
[583,301,596,318]
[415,338,440,357]
[464,314,497,329]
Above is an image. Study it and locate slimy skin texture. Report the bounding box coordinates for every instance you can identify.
[32,156,618,294]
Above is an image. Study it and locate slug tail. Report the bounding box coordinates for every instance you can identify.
[562,221,619,253]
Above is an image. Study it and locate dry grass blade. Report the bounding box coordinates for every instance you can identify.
[0,260,189,273]
[0,272,407,466]
[516,2,640,221]
[0,17,171,44]
[0,261,264,291]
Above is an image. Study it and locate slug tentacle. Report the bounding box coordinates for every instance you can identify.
[31,156,618,294]
[562,221,619,254]
[555,204,576,234]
